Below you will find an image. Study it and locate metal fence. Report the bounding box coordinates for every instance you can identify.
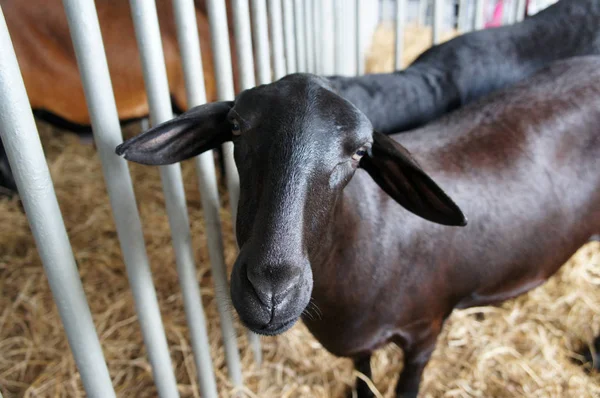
[0,0,545,396]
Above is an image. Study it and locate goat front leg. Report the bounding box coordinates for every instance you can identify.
[349,354,375,398]
[395,323,443,398]
[394,346,434,398]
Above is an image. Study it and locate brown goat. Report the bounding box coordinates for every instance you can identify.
[116,55,600,397]
[1,0,236,125]
[0,0,237,193]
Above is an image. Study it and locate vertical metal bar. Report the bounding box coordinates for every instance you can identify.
[205,0,240,237]
[0,6,116,398]
[294,0,307,72]
[268,0,287,79]
[251,0,273,84]
[527,0,536,16]
[232,0,257,89]
[474,0,485,30]
[395,0,406,70]
[203,0,248,385]
[128,1,201,396]
[334,0,344,74]
[458,0,471,33]
[313,0,322,74]
[502,0,509,25]
[321,0,335,75]
[418,0,428,26]
[172,0,229,395]
[508,0,518,24]
[230,0,264,365]
[342,0,357,76]
[283,0,297,73]
[356,0,364,75]
[304,0,315,73]
[432,0,443,44]
[516,0,527,21]
[335,0,356,76]
[502,0,511,25]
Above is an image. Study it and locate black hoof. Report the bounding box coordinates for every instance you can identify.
[574,336,600,372]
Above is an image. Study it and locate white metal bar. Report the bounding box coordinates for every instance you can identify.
[0,5,116,397]
[335,0,357,76]
[502,0,510,25]
[395,0,406,70]
[458,0,471,33]
[432,0,443,44]
[268,0,287,79]
[345,0,358,76]
[334,0,344,74]
[230,0,264,364]
[508,0,519,24]
[516,0,527,21]
[502,0,511,25]
[304,0,315,73]
[528,0,535,16]
[321,0,335,75]
[283,0,297,73]
[232,0,257,89]
[172,0,228,395]
[205,0,241,242]
[294,0,307,72]
[356,0,364,75]
[252,0,273,84]
[474,0,485,30]
[128,1,201,396]
[313,0,322,74]
[204,0,247,385]
[418,0,428,26]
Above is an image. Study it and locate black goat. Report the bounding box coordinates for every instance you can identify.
[331,0,600,133]
[116,56,600,397]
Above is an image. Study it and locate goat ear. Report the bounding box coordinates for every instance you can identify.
[115,101,233,165]
[359,131,467,227]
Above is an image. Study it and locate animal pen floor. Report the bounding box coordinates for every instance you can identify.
[1,23,600,398]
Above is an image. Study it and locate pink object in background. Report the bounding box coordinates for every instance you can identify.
[485,0,530,28]
[486,0,505,27]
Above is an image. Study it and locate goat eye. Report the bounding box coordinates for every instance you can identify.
[352,148,367,161]
[231,119,241,136]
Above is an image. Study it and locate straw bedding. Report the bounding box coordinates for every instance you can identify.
[1,23,600,398]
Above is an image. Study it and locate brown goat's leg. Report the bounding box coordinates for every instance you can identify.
[351,354,375,398]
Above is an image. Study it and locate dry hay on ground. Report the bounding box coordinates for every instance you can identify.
[1,23,600,398]
[365,22,461,73]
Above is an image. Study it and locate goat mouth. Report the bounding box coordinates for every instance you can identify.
[246,317,298,336]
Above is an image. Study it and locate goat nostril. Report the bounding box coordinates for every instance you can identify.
[245,265,304,309]
[245,269,272,308]
[274,278,299,302]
